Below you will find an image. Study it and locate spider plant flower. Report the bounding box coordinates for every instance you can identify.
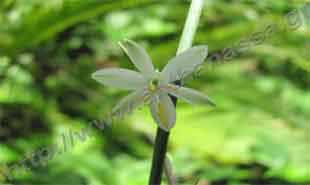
[92,39,215,131]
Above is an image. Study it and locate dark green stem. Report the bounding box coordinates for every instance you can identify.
[148,83,179,185]
[148,0,204,184]
[148,128,170,185]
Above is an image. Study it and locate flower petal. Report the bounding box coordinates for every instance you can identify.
[149,93,176,131]
[112,89,147,119]
[163,84,216,106]
[119,39,155,77]
[162,45,208,82]
[92,68,145,90]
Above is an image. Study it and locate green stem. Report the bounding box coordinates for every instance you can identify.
[177,0,205,55]
[148,0,205,185]
[148,127,170,185]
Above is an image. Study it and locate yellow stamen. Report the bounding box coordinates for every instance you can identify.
[148,79,159,92]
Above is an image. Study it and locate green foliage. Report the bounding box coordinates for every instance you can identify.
[0,0,157,55]
[0,0,309,185]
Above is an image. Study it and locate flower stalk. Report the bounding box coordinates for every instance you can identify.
[148,0,205,185]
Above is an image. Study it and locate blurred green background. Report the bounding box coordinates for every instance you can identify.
[0,0,309,185]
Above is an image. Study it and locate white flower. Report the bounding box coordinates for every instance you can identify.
[92,39,215,131]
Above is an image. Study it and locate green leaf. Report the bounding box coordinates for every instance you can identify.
[0,0,157,55]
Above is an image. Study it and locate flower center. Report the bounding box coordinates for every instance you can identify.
[149,79,159,91]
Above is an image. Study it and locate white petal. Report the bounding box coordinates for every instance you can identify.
[162,46,208,82]
[163,84,216,106]
[119,39,155,77]
[112,89,147,119]
[149,93,176,131]
[92,68,145,90]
